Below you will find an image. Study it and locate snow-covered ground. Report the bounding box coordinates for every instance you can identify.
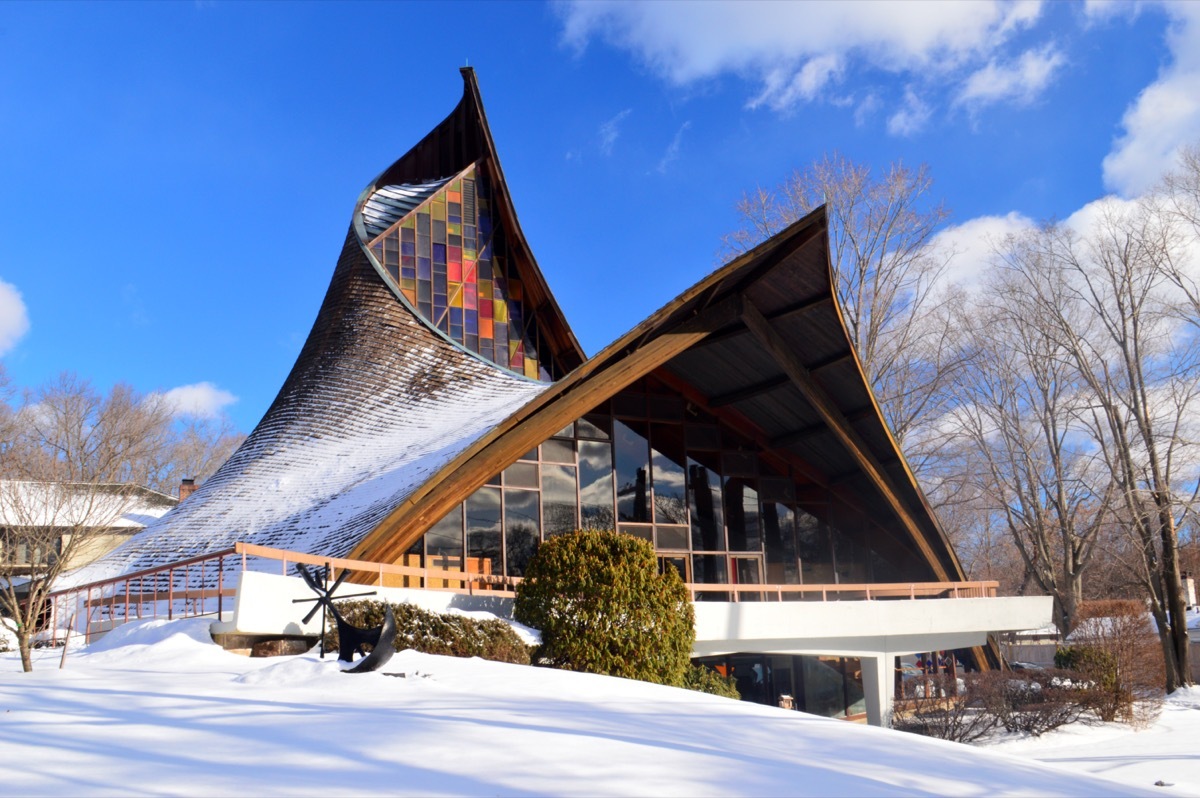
[987,686,1200,794]
[0,619,1178,797]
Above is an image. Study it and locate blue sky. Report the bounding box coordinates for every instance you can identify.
[1,1,1197,432]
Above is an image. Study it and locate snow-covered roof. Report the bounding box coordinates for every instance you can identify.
[67,227,545,587]
[361,179,450,240]
[0,481,176,531]
[67,73,566,589]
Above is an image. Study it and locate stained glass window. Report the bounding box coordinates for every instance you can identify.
[366,162,561,381]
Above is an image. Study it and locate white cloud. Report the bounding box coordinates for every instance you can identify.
[158,382,237,419]
[748,54,843,111]
[1062,194,1142,237]
[854,93,881,127]
[559,0,1046,113]
[1083,0,1141,24]
[928,211,1037,288]
[656,121,691,174]
[1103,1,1200,196]
[598,108,632,156]
[0,278,30,356]
[886,89,931,136]
[955,45,1066,108]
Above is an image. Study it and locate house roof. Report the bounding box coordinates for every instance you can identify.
[64,226,547,587]
[0,481,176,530]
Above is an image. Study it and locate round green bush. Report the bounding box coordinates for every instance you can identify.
[513,528,695,686]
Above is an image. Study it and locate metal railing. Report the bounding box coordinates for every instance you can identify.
[42,541,999,644]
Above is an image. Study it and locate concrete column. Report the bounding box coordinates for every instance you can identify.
[860,653,895,728]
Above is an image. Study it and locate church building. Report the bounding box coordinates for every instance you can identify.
[71,69,1050,726]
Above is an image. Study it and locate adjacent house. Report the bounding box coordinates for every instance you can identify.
[0,481,176,577]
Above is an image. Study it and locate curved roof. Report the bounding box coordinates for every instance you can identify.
[77,69,964,588]
[361,179,451,240]
[356,68,585,375]
[66,74,557,586]
[351,207,965,582]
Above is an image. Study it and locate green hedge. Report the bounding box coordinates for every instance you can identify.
[323,600,531,665]
[682,664,741,699]
[514,528,695,686]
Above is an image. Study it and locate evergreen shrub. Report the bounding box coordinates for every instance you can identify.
[682,663,741,699]
[323,600,531,665]
[513,528,696,686]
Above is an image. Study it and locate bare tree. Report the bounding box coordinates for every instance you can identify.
[133,415,243,494]
[723,154,963,475]
[994,203,1199,690]
[0,480,139,671]
[953,270,1112,633]
[0,373,244,670]
[0,373,243,494]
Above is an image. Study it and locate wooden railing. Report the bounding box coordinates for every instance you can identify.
[686,580,999,602]
[42,542,999,644]
[44,548,238,645]
[230,542,522,593]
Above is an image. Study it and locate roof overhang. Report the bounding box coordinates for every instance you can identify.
[349,207,965,582]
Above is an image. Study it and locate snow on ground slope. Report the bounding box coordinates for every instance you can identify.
[0,620,1150,797]
[987,687,1200,794]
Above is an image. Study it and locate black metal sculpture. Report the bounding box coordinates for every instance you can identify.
[293,564,397,673]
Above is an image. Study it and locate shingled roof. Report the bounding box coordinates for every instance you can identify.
[66,72,556,585]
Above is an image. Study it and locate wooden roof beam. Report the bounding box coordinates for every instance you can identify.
[353,294,744,564]
[691,294,832,351]
[739,297,951,581]
[768,405,877,449]
[708,375,791,407]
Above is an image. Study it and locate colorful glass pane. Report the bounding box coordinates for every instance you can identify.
[366,161,559,381]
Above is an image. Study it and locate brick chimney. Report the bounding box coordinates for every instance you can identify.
[179,478,197,502]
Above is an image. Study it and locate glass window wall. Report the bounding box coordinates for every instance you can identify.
[413,375,927,589]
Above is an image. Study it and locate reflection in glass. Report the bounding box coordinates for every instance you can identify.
[465,488,501,576]
[577,415,611,440]
[426,505,463,565]
[725,478,761,552]
[730,656,770,704]
[651,425,688,525]
[541,438,575,464]
[802,656,847,718]
[541,463,578,536]
[504,489,539,576]
[659,556,688,583]
[732,556,763,601]
[578,440,614,529]
[619,524,653,542]
[656,525,689,550]
[796,510,834,584]
[833,528,870,583]
[871,547,908,582]
[691,554,728,601]
[615,421,650,523]
[843,657,866,717]
[504,462,539,489]
[688,459,724,551]
[763,503,798,584]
